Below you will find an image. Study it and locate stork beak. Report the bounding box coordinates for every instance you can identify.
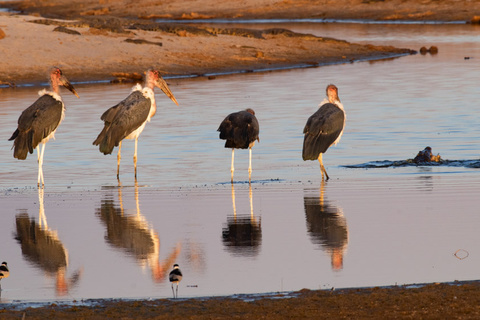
[156,77,178,106]
[60,75,79,98]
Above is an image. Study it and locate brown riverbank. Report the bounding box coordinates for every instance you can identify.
[0,11,414,86]
[3,0,480,22]
[1,282,480,319]
[2,0,478,85]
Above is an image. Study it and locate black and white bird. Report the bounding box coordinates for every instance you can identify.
[302,84,346,181]
[169,264,182,298]
[93,69,178,179]
[0,261,9,290]
[218,109,260,183]
[8,67,79,186]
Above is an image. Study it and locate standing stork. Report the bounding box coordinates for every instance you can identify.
[302,84,345,181]
[218,108,260,183]
[93,69,178,179]
[0,262,9,291]
[169,264,182,298]
[8,67,79,187]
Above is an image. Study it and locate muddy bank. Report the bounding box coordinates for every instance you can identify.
[0,12,414,86]
[1,282,480,319]
[1,0,479,85]
[3,0,480,22]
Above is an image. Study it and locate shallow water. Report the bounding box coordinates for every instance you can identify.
[0,22,479,302]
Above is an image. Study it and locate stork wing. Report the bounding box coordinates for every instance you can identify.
[303,103,345,159]
[218,111,259,149]
[16,95,63,148]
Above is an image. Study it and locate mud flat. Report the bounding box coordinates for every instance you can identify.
[1,282,479,319]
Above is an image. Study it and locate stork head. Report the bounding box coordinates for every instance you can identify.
[146,69,179,106]
[50,67,79,98]
[173,264,179,269]
[326,84,339,103]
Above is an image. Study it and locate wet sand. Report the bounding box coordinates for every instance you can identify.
[1,0,480,318]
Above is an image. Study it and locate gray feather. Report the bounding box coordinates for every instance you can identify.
[9,95,63,160]
[93,90,151,155]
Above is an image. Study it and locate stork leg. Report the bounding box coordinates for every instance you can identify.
[231,148,235,183]
[248,146,253,183]
[134,137,138,179]
[231,183,237,219]
[318,153,330,181]
[37,143,46,187]
[171,283,176,298]
[176,284,179,298]
[117,141,122,179]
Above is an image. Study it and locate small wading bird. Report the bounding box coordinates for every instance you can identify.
[218,109,260,183]
[93,69,178,179]
[8,67,79,186]
[302,84,346,180]
[169,264,182,298]
[0,261,9,291]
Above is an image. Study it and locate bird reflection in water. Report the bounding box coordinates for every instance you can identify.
[96,181,181,283]
[304,180,348,270]
[222,184,262,256]
[14,188,83,296]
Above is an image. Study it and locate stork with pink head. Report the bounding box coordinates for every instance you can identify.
[9,67,79,187]
[93,69,179,180]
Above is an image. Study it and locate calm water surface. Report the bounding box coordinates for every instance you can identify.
[0,23,479,302]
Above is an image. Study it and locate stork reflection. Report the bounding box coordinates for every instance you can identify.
[96,181,181,282]
[304,180,348,270]
[222,183,262,256]
[14,188,83,296]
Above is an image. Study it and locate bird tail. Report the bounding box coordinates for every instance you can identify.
[9,129,33,160]
[302,134,324,161]
[93,127,118,155]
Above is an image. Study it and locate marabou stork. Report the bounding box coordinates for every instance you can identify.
[302,84,345,180]
[93,69,178,179]
[218,108,260,183]
[8,67,79,187]
[169,264,182,298]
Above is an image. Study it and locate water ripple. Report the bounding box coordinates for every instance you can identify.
[344,159,480,169]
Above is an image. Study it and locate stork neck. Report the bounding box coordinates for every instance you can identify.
[50,79,60,94]
[145,72,155,90]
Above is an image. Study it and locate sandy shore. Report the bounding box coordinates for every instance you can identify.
[5,0,479,85]
[0,11,414,86]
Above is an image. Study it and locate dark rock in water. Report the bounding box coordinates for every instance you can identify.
[53,26,81,35]
[419,46,438,55]
[470,16,480,24]
[413,146,442,164]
